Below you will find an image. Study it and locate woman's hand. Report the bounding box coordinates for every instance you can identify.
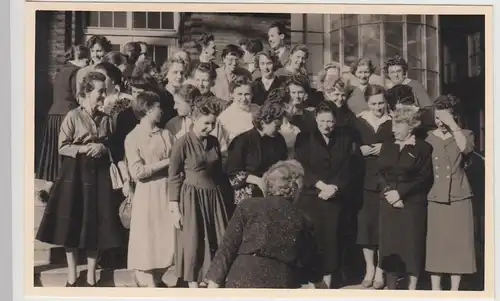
[169,202,182,230]
[86,143,107,158]
[384,190,401,204]
[318,185,338,200]
[247,174,265,193]
[122,181,131,197]
[436,110,459,130]
[370,143,383,155]
[360,145,373,156]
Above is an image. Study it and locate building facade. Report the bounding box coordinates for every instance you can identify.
[34,11,485,155]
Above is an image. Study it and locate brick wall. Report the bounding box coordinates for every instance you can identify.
[35,11,76,165]
[180,12,290,64]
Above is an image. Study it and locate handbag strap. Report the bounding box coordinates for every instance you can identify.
[108,148,114,163]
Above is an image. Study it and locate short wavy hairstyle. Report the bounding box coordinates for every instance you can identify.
[323,76,347,94]
[95,61,123,86]
[384,55,409,75]
[391,105,421,129]
[265,88,289,106]
[317,63,341,87]
[254,50,281,72]
[244,39,264,55]
[194,62,217,81]
[86,35,113,53]
[195,33,215,53]
[159,57,188,84]
[229,75,252,94]
[384,84,415,110]
[285,72,311,93]
[364,84,386,102]
[263,159,305,200]
[191,96,223,118]
[78,71,107,99]
[128,74,160,92]
[434,94,462,119]
[351,57,376,75]
[252,101,286,130]
[134,91,161,118]
[314,100,337,119]
[290,44,309,59]
[132,58,157,78]
[222,44,244,59]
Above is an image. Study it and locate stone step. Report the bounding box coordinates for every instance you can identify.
[34,264,179,287]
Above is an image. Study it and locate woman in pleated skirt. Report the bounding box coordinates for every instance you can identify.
[36,72,124,287]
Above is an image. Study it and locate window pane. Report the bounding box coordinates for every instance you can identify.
[306,44,324,77]
[113,12,127,28]
[343,25,359,62]
[111,44,121,52]
[360,24,381,74]
[331,30,340,65]
[407,15,423,23]
[342,15,358,27]
[133,12,147,29]
[359,14,381,24]
[407,23,423,69]
[99,12,113,28]
[383,15,403,22]
[331,14,341,30]
[88,12,99,27]
[291,31,304,44]
[147,12,161,29]
[154,46,169,66]
[291,14,304,31]
[426,70,439,100]
[161,12,174,29]
[385,22,404,60]
[426,26,438,72]
[426,15,437,27]
[306,14,323,32]
[306,32,323,44]
[407,68,424,83]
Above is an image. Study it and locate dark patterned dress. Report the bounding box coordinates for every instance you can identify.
[225,128,288,205]
[205,196,324,288]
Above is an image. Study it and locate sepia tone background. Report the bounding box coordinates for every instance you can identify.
[26,3,492,298]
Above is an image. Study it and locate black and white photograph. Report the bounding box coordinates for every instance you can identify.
[29,5,489,295]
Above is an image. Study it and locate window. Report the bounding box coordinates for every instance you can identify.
[86,11,180,37]
[320,14,440,99]
[467,32,482,78]
[132,12,175,30]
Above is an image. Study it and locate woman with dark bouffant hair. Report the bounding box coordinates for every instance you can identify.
[76,35,113,96]
[384,55,433,108]
[168,98,234,288]
[225,101,288,205]
[36,72,124,287]
[251,50,286,106]
[425,95,476,291]
[36,45,90,197]
[205,160,327,289]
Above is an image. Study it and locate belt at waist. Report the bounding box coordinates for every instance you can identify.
[183,171,220,189]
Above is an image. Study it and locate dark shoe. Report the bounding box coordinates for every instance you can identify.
[65,282,77,287]
[155,281,168,288]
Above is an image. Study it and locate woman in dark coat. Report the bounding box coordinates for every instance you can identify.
[225,102,288,205]
[251,50,287,106]
[376,105,433,290]
[36,45,89,184]
[205,160,327,289]
[354,85,393,289]
[294,101,358,288]
[36,72,124,287]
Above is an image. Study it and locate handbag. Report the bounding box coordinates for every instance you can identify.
[108,151,125,190]
[119,193,133,229]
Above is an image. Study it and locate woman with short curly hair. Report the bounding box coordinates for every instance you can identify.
[384,55,433,108]
[205,160,326,288]
[225,102,288,205]
[376,105,433,290]
[76,35,113,96]
[424,95,476,290]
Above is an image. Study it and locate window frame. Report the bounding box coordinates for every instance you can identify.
[85,11,180,37]
[467,31,482,78]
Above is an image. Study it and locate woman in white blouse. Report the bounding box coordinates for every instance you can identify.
[217,76,260,143]
[124,91,177,287]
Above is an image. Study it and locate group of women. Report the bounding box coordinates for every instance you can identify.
[34,21,477,291]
